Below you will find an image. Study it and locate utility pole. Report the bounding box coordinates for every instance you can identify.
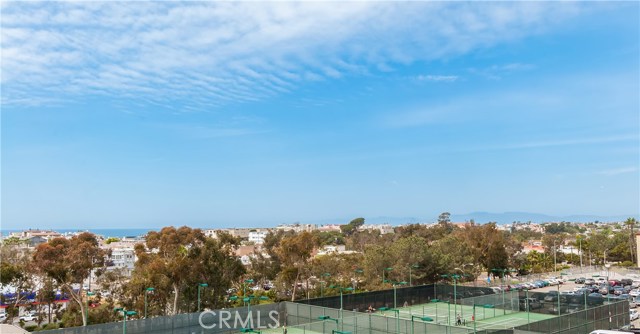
[553,240,557,273]
[579,237,583,270]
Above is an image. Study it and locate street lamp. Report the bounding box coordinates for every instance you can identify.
[382,267,393,285]
[472,304,494,333]
[318,315,339,333]
[409,265,419,286]
[491,268,515,315]
[330,285,354,320]
[244,295,269,315]
[85,291,95,326]
[244,279,254,306]
[378,307,400,333]
[198,283,208,312]
[114,308,137,334]
[392,281,407,308]
[144,287,154,319]
[410,315,434,334]
[440,274,461,319]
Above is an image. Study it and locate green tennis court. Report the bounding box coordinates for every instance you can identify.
[368,299,558,331]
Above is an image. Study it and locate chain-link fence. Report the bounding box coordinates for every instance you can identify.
[40,302,285,334]
[513,299,629,334]
[296,284,496,312]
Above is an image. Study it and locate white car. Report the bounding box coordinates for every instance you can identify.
[630,309,639,321]
[19,315,37,322]
[630,289,640,297]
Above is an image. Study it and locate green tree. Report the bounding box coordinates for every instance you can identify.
[341,217,365,237]
[32,233,106,327]
[275,232,316,301]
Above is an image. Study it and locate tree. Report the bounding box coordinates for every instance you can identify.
[127,227,245,315]
[275,232,316,301]
[32,233,106,327]
[0,242,35,323]
[341,217,365,237]
[132,226,205,315]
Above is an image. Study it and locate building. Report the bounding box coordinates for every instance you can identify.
[357,224,395,235]
[248,231,268,244]
[102,241,139,276]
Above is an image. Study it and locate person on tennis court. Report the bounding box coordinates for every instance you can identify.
[403,301,408,308]
[456,314,461,325]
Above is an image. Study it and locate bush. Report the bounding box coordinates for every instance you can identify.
[618,261,634,267]
[41,323,60,330]
[24,325,37,332]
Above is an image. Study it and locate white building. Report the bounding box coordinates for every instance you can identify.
[107,247,136,275]
[248,231,268,244]
[357,224,395,235]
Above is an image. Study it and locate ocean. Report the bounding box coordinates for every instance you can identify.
[0,228,158,238]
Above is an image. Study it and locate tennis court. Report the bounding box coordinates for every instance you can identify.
[367,299,558,331]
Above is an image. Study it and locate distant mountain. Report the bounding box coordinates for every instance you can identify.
[305,212,638,227]
[448,212,638,224]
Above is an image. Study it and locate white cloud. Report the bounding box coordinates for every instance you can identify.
[1,2,588,110]
[597,167,639,176]
[416,75,459,82]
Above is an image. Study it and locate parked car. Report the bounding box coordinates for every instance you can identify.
[614,287,625,296]
[575,277,586,284]
[19,315,37,322]
[629,297,637,308]
[620,279,633,287]
[630,289,639,297]
[544,291,559,302]
[585,278,596,285]
[587,293,605,306]
[631,309,639,321]
[519,298,543,311]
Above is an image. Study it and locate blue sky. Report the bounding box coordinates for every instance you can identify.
[1,2,639,229]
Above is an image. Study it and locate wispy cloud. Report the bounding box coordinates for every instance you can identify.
[1,2,588,111]
[469,63,536,80]
[416,75,459,82]
[486,134,638,150]
[597,167,639,176]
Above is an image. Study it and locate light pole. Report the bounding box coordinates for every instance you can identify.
[144,287,154,319]
[244,295,269,316]
[321,273,331,298]
[382,267,393,285]
[85,291,95,326]
[553,240,557,273]
[472,304,494,333]
[409,265,419,286]
[329,285,354,319]
[198,283,208,312]
[318,315,339,334]
[578,236,583,270]
[244,279,254,306]
[410,315,434,334]
[491,268,514,315]
[440,274,461,319]
[114,308,137,334]
[524,288,530,328]
[392,281,407,308]
[378,307,400,333]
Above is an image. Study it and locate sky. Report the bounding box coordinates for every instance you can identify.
[1,2,639,230]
